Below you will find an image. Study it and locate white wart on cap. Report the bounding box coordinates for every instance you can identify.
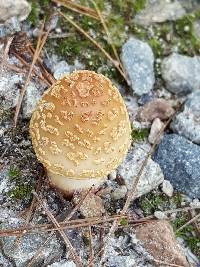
[30,70,131,195]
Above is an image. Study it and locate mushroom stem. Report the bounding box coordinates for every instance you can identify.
[47,171,106,196]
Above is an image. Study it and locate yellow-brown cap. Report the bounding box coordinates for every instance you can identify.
[30,70,131,181]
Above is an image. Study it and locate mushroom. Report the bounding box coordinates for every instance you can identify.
[30,70,131,195]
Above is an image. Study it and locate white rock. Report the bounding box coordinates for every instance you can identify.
[53,61,71,80]
[0,0,31,22]
[154,211,167,220]
[190,198,200,208]
[118,143,164,198]
[111,185,127,200]
[22,82,42,118]
[162,180,174,197]
[108,170,117,180]
[148,118,164,144]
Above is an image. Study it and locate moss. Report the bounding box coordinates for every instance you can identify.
[131,128,149,142]
[7,184,33,200]
[139,191,183,216]
[148,37,162,57]
[172,214,200,258]
[174,13,200,55]
[7,166,21,179]
[133,0,146,14]
[27,0,51,26]
[120,218,128,226]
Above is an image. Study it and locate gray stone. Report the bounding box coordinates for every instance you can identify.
[111,185,127,200]
[53,61,71,80]
[0,250,13,267]
[105,235,154,267]
[1,217,63,267]
[171,91,200,144]
[22,82,42,118]
[0,0,31,22]
[0,68,22,110]
[118,143,164,198]
[121,37,155,96]
[154,211,167,220]
[0,17,21,38]
[162,180,174,197]
[153,134,200,198]
[161,53,200,95]
[134,0,186,27]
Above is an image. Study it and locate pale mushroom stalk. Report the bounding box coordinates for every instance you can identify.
[30,70,131,195]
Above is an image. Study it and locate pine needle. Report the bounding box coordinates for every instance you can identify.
[52,0,99,20]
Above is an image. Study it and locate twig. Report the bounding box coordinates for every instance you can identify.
[51,0,99,20]
[0,36,14,70]
[153,259,184,267]
[0,215,150,237]
[33,192,83,267]
[58,11,127,81]
[176,212,200,232]
[27,188,93,266]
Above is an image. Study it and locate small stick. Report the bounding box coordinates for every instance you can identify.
[90,0,124,74]
[0,36,14,70]
[87,225,94,267]
[14,22,45,126]
[51,0,99,20]
[176,212,200,232]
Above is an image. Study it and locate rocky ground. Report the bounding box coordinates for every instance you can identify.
[0,0,200,266]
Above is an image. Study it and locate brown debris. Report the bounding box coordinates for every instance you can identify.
[138,98,175,122]
[73,191,105,218]
[135,220,189,267]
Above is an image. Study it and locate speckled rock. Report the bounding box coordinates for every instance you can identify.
[137,99,174,122]
[153,134,200,198]
[22,82,42,118]
[73,192,105,218]
[148,118,164,144]
[53,61,71,80]
[161,53,200,95]
[105,234,154,267]
[162,180,174,197]
[121,37,155,96]
[135,220,188,267]
[0,17,21,38]
[171,91,200,144]
[0,250,13,267]
[0,0,31,22]
[134,0,186,27]
[0,68,22,109]
[1,217,63,267]
[111,185,127,200]
[118,143,164,198]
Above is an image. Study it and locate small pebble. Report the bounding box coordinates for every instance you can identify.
[154,211,167,220]
[162,180,174,197]
[148,118,164,144]
[111,185,127,200]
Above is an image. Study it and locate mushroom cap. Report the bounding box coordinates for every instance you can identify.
[30,70,131,179]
